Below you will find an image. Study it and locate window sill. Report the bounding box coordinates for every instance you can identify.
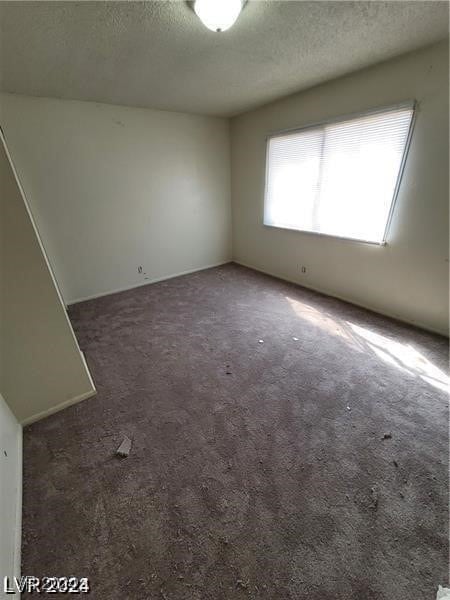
[263,222,387,246]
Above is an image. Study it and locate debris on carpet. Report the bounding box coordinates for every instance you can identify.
[436,586,450,599]
[115,435,132,458]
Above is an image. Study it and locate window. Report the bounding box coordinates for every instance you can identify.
[264,104,415,244]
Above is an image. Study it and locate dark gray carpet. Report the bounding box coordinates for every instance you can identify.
[22,263,448,599]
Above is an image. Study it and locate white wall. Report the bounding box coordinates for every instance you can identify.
[0,393,21,596]
[1,44,447,334]
[231,41,449,336]
[0,131,95,424]
[0,94,232,304]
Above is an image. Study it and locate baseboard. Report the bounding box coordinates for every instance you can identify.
[233,260,448,337]
[21,388,97,427]
[67,260,232,306]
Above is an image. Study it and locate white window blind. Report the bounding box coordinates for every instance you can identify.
[264,104,414,244]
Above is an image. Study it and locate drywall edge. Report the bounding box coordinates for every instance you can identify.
[1,129,97,423]
[1,129,95,382]
[13,425,22,586]
[0,392,22,594]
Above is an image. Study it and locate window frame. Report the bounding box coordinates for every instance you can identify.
[263,100,417,246]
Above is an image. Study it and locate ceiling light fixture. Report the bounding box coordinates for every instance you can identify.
[194,0,244,33]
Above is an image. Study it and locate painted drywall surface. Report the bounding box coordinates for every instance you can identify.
[231,41,449,336]
[0,132,95,423]
[0,94,232,304]
[0,392,21,594]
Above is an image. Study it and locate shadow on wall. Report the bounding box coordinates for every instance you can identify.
[285,295,449,395]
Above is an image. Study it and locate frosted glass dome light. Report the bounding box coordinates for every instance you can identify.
[194,0,243,33]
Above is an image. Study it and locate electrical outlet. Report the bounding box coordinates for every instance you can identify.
[138,266,143,274]
[301,266,307,273]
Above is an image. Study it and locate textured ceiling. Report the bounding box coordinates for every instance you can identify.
[0,1,448,117]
